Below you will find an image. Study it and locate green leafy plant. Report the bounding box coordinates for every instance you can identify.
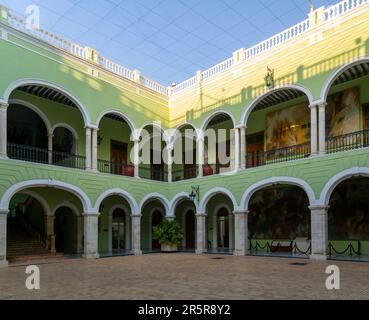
[153,219,183,245]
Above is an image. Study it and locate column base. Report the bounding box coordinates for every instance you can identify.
[309,254,328,261]
[132,249,142,255]
[195,249,206,255]
[318,151,326,156]
[233,250,249,256]
[0,260,8,268]
[83,253,100,259]
[0,155,9,160]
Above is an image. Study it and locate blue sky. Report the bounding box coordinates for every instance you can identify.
[1,0,339,85]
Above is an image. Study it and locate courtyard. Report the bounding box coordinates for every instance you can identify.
[0,254,368,300]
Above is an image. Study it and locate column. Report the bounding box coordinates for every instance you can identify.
[0,210,8,268]
[0,102,9,159]
[234,127,240,170]
[85,127,92,170]
[228,213,234,250]
[131,214,142,255]
[240,126,246,170]
[167,146,173,183]
[77,216,84,254]
[318,102,327,155]
[233,211,249,256]
[196,213,206,254]
[211,214,217,250]
[197,136,204,178]
[83,213,99,259]
[45,215,55,253]
[133,138,140,178]
[309,104,318,155]
[91,127,98,171]
[47,133,53,164]
[125,214,131,251]
[309,205,329,260]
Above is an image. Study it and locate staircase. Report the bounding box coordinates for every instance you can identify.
[7,217,65,264]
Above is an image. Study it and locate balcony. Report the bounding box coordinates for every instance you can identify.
[7,143,86,170]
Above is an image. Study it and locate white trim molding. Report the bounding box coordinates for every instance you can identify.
[201,109,236,132]
[240,176,317,211]
[198,187,239,215]
[319,167,369,206]
[139,192,170,214]
[3,78,92,126]
[240,84,314,127]
[169,192,197,217]
[320,56,369,102]
[0,179,92,213]
[95,109,137,133]
[18,190,52,217]
[93,188,139,215]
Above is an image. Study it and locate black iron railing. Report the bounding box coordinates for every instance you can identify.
[249,239,312,255]
[246,142,311,168]
[172,166,198,181]
[139,166,168,182]
[7,143,85,170]
[326,129,369,154]
[97,159,134,177]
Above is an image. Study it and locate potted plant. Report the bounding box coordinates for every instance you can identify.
[124,164,135,177]
[153,219,183,252]
[203,164,213,176]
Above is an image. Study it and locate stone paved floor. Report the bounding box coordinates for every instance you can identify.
[0,253,369,300]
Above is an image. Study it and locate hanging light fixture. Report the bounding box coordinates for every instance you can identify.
[189,186,200,203]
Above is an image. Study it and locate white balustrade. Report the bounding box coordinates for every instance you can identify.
[325,0,368,21]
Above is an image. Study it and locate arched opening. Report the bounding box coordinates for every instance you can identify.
[140,198,166,252]
[203,113,235,175]
[323,60,369,154]
[173,198,196,251]
[243,87,311,168]
[54,207,78,254]
[96,112,135,177]
[7,193,47,262]
[138,125,168,181]
[53,127,75,155]
[328,177,369,260]
[7,103,48,163]
[111,208,129,253]
[151,210,164,250]
[3,184,87,264]
[172,124,197,181]
[6,83,87,169]
[248,185,311,257]
[204,193,234,254]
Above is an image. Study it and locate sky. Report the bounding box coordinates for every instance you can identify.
[1,0,339,86]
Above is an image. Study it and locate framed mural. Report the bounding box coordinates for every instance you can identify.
[326,87,360,137]
[265,104,309,150]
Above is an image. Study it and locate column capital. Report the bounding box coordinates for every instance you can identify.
[233,210,249,215]
[234,124,247,130]
[196,213,207,217]
[0,209,9,215]
[131,213,142,218]
[85,125,99,131]
[309,101,327,109]
[83,212,100,217]
[0,101,9,109]
[309,204,329,211]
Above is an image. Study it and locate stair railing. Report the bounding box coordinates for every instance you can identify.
[15,213,47,249]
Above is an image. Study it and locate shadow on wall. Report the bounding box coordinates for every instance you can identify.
[181,37,369,125]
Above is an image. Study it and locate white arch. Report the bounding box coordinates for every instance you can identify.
[139,192,170,215]
[170,122,199,145]
[3,78,91,126]
[93,188,139,215]
[51,123,79,141]
[169,192,198,216]
[241,84,314,127]
[319,167,369,206]
[52,201,80,217]
[201,109,236,132]
[320,56,369,101]
[9,99,52,132]
[198,187,239,215]
[18,190,52,217]
[0,179,93,213]
[138,122,170,144]
[95,109,137,133]
[240,176,317,211]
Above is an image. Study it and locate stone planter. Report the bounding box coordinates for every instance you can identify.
[203,164,213,176]
[124,165,135,177]
[161,244,178,252]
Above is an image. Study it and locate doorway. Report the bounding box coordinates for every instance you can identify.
[152,210,163,249]
[217,207,230,248]
[185,210,196,249]
[112,208,126,252]
[246,131,265,168]
[111,140,127,175]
